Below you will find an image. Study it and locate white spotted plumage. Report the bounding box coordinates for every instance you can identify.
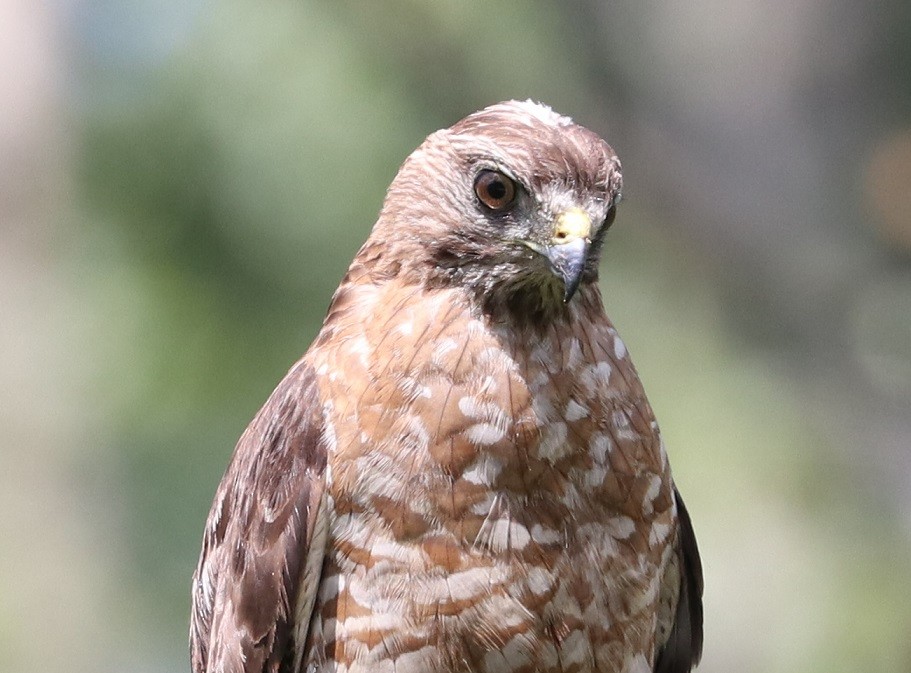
[190,101,701,673]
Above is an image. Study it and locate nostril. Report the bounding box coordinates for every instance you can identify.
[553,208,592,244]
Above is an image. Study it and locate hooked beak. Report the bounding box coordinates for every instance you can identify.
[545,208,591,302]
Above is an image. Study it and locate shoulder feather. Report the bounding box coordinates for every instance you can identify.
[190,360,328,673]
[655,486,704,673]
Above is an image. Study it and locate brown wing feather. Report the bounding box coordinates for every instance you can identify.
[190,360,328,673]
[655,487,704,673]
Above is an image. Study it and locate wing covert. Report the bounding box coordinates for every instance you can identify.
[190,360,328,673]
[655,486,704,673]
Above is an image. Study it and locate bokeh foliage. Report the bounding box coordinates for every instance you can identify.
[2,1,910,672]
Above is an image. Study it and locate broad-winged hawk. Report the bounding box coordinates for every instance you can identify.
[190,100,703,673]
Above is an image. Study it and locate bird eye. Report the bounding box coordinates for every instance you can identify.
[474,170,517,211]
[603,204,617,230]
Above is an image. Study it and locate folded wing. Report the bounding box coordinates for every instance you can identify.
[655,487,704,673]
[190,361,328,673]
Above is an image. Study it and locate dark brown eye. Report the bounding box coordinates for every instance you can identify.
[603,204,617,230]
[474,170,517,211]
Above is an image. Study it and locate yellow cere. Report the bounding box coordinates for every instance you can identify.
[553,207,592,244]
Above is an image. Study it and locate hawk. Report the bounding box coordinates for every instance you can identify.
[190,100,703,673]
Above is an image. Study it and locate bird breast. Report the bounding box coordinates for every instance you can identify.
[302,278,677,672]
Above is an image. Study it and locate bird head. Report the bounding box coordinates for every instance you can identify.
[371,100,622,324]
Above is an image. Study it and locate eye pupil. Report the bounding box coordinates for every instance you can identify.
[487,179,506,200]
[474,170,517,211]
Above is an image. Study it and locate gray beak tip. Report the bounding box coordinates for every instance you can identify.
[544,237,589,303]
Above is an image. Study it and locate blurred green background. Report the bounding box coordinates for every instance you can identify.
[3,1,911,671]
